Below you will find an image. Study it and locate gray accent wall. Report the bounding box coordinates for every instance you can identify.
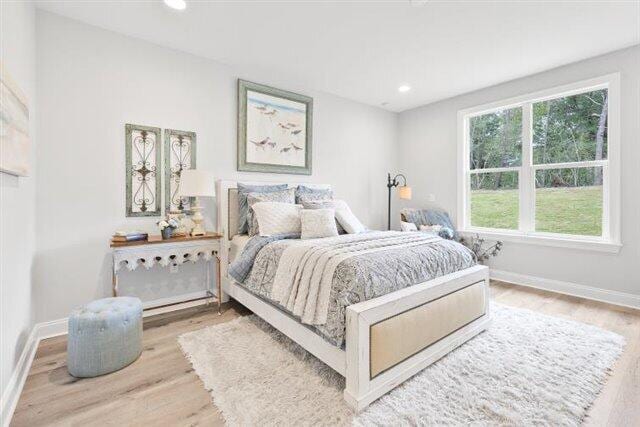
[398,45,640,298]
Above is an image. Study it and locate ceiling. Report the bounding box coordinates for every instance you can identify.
[35,0,640,112]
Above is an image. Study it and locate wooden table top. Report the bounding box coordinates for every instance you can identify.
[110,232,223,248]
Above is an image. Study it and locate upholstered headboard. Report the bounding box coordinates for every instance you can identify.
[228,187,241,239]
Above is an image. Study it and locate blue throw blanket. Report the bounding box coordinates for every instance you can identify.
[228,233,300,283]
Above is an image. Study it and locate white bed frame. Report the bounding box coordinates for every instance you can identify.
[216,180,491,412]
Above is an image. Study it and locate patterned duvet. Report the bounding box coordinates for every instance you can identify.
[234,231,476,347]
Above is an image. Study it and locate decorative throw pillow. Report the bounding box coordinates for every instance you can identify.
[295,185,333,204]
[335,208,366,234]
[420,224,454,239]
[300,209,338,239]
[251,202,303,237]
[247,188,295,236]
[400,221,418,232]
[237,183,288,234]
[301,199,349,234]
[401,208,458,240]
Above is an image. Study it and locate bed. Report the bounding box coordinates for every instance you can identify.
[216,180,491,411]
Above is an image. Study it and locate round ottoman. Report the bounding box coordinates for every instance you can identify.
[67,297,143,378]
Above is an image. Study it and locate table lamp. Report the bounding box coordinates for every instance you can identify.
[179,169,216,236]
[387,172,412,230]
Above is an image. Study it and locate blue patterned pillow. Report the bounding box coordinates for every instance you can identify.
[237,183,288,234]
[295,185,333,204]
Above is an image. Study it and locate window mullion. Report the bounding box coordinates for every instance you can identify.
[520,103,534,232]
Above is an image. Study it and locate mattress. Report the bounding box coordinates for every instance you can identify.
[237,231,476,347]
[229,234,251,263]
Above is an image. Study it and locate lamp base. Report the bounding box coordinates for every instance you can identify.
[190,198,206,237]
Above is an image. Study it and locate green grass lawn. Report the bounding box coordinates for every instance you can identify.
[471,186,602,236]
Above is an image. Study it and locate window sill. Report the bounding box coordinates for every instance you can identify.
[459,229,622,254]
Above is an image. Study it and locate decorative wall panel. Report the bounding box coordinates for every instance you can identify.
[164,129,196,213]
[125,124,162,217]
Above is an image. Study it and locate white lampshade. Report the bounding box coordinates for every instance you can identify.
[398,186,412,200]
[179,170,216,197]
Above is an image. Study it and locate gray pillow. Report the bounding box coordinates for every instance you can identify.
[237,183,288,234]
[295,185,333,204]
[247,188,296,236]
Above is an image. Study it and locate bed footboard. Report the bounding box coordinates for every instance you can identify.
[344,265,490,412]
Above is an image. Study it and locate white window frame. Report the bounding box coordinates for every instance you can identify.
[457,73,621,253]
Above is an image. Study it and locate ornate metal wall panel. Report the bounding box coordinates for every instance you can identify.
[164,129,197,213]
[125,124,162,217]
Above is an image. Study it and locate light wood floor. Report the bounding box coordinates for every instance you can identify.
[11,281,640,426]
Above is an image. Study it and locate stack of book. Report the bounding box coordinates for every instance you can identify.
[112,231,148,243]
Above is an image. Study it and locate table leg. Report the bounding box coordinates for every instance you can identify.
[216,252,222,315]
[112,261,118,297]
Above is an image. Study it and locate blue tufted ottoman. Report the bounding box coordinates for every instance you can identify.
[67,297,143,378]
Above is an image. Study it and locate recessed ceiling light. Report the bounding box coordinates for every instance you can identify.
[398,85,411,93]
[164,0,186,10]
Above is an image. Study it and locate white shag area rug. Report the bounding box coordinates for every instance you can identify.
[178,304,625,426]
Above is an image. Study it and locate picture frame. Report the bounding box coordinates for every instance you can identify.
[237,79,313,175]
[164,129,197,214]
[0,63,30,177]
[125,123,162,217]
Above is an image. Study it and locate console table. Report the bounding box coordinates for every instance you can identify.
[110,233,223,313]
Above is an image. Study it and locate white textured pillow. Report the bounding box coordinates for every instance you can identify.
[401,221,418,232]
[335,208,366,234]
[251,202,303,236]
[300,209,338,239]
[301,199,350,234]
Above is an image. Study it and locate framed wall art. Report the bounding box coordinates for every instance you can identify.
[237,79,313,175]
[164,129,196,214]
[0,63,30,177]
[125,123,162,217]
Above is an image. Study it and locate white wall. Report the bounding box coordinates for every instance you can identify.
[398,45,640,297]
[34,11,398,323]
[0,0,37,411]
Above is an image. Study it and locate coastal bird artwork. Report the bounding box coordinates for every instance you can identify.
[240,80,311,174]
[250,137,271,150]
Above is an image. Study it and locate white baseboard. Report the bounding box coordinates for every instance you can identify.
[491,269,640,310]
[1,318,67,427]
[1,326,38,427]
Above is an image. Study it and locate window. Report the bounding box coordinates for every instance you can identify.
[458,74,620,252]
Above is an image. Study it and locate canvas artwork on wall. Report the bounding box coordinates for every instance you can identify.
[0,64,30,177]
[238,80,313,175]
